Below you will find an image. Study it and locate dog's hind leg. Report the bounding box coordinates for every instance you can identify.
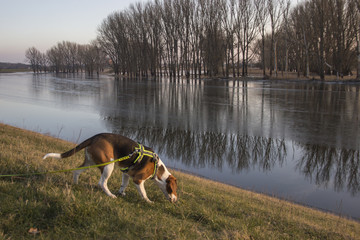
[98,161,116,198]
[118,173,130,196]
[73,149,93,184]
[73,167,87,184]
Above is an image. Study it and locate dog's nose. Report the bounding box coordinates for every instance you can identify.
[169,194,177,203]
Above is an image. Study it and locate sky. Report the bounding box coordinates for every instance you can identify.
[0,0,141,63]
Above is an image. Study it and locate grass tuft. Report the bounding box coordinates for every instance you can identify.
[0,123,359,239]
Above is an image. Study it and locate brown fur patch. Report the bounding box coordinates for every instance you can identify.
[156,165,165,179]
[166,175,178,197]
[130,159,155,184]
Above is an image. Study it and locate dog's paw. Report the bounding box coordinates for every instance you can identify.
[118,191,126,197]
[108,193,117,199]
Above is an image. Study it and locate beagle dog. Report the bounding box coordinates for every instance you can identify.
[43,133,177,203]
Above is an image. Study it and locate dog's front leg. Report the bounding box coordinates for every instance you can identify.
[135,181,153,203]
[118,173,130,196]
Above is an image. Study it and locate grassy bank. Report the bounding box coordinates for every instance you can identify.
[0,123,359,239]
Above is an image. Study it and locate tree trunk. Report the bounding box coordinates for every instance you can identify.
[285,32,288,78]
[231,43,235,77]
[318,0,325,80]
[306,50,310,78]
[304,34,310,78]
[274,41,277,77]
[237,41,240,77]
[319,35,325,80]
[262,33,266,77]
[270,34,274,76]
[357,31,360,81]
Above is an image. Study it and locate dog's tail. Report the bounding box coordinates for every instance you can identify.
[43,136,94,160]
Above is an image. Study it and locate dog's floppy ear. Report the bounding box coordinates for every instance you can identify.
[166,175,177,192]
[166,174,175,183]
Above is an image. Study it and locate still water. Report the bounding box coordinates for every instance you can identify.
[0,72,359,219]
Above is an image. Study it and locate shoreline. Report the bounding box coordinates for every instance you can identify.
[1,123,360,239]
[3,68,360,83]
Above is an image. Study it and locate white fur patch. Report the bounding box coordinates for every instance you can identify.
[170,193,177,203]
[43,153,61,159]
[157,158,171,181]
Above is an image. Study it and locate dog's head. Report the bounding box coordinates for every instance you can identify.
[165,175,178,203]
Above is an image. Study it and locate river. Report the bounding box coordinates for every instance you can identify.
[0,72,359,219]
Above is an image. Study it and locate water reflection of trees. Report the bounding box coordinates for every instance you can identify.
[115,124,360,195]
[264,82,360,149]
[296,143,360,195]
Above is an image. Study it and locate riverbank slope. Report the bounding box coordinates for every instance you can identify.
[0,123,359,239]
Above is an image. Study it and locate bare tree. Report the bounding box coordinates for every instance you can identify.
[255,0,268,77]
[200,0,226,76]
[356,0,360,80]
[298,3,310,77]
[220,0,236,77]
[236,0,258,76]
[144,0,163,76]
[188,0,203,77]
[312,0,326,80]
[97,12,123,75]
[47,44,64,73]
[160,0,176,77]
[289,3,310,77]
[282,0,291,77]
[267,0,284,77]
[25,47,42,73]
[39,53,48,72]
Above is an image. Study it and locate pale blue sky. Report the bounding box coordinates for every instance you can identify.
[0,0,140,63]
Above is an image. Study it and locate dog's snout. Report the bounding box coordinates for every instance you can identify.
[169,194,177,203]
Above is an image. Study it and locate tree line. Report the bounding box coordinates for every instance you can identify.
[25,41,107,74]
[26,0,360,80]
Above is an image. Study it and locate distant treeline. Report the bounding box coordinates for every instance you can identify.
[0,62,29,70]
[26,0,360,80]
[25,42,107,74]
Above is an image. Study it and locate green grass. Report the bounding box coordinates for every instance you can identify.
[0,123,359,239]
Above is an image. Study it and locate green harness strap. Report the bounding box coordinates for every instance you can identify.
[119,144,159,179]
[0,154,132,178]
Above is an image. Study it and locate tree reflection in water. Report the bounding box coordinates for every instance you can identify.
[297,144,360,196]
[111,125,359,196]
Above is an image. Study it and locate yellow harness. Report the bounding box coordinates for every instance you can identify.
[119,144,159,179]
